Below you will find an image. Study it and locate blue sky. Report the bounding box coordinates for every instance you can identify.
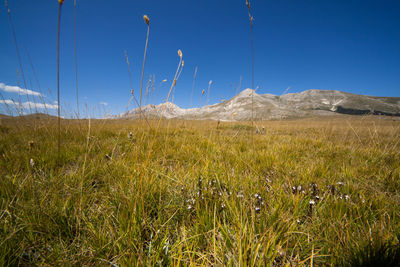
[1,0,400,117]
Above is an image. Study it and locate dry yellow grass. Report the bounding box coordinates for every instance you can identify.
[0,115,399,265]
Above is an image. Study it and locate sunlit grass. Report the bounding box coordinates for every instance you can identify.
[0,116,399,265]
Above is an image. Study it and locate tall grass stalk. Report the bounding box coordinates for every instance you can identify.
[153,79,167,104]
[124,50,152,129]
[139,15,150,126]
[24,45,48,115]
[144,49,184,167]
[207,80,212,106]
[246,0,255,142]
[171,60,184,103]
[162,50,184,113]
[5,0,32,114]
[56,0,64,171]
[74,0,79,118]
[124,49,134,110]
[190,66,198,108]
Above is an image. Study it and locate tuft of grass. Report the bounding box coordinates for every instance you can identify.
[344,235,400,267]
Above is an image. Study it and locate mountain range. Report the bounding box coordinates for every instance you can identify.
[114,89,400,121]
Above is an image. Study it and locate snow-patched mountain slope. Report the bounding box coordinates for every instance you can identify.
[115,89,400,121]
[116,102,187,119]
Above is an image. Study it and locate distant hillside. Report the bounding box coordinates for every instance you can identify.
[115,89,400,121]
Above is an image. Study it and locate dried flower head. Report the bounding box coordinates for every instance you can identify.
[143,15,150,25]
[178,49,182,58]
[58,0,64,4]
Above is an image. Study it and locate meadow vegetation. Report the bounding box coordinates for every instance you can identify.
[1,115,399,265]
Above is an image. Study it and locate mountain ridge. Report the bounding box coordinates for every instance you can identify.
[115,89,400,121]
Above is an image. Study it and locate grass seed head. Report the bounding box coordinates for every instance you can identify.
[5,0,10,13]
[143,15,150,25]
[58,0,64,4]
[178,49,182,58]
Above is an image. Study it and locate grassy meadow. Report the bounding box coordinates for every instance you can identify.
[0,115,400,266]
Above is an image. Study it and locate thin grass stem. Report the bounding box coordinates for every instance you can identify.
[139,15,150,126]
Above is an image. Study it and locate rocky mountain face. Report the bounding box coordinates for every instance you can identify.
[115,89,400,121]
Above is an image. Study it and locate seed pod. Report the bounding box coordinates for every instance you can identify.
[143,15,150,25]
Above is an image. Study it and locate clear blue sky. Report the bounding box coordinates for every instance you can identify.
[1,0,400,117]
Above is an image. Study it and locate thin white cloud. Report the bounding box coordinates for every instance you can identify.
[0,99,15,105]
[23,101,58,109]
[0,82,42,96]
[0,99,58,109]
[99,102,108,106]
